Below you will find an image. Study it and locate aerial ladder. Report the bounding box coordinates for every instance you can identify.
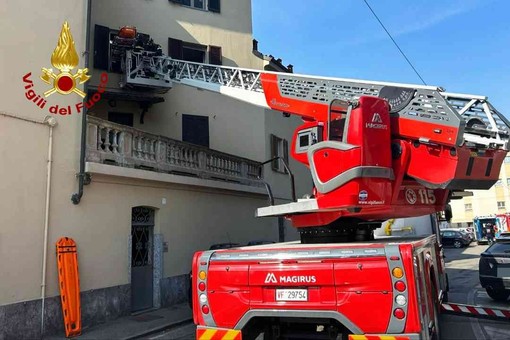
[112,29,510,243]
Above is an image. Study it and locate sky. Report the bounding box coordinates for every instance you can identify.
[252,0,510,117]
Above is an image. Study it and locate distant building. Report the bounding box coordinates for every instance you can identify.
[450,155,510,227]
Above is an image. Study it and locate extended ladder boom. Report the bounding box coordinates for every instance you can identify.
[123,50,510,150]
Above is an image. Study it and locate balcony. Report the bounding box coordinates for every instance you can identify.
[86,116,264,190]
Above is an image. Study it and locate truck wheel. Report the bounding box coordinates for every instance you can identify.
[431,284,441,340]
[486,287,510,301]
[453,240,462,248]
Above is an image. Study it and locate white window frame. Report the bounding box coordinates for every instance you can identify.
[465,203,472,211]
[182,0,206,10]
[497,201,506,209]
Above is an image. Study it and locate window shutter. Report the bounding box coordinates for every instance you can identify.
[94,25,110,70]
[283,139,289,173]
[208,0,221,12]
[271,134,279,171]
[209,45,222,65]
[168,37,183,59]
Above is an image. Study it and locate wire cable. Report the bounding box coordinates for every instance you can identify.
[361,0,427,85]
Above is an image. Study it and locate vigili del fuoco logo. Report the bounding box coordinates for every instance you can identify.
[22,21,108,115]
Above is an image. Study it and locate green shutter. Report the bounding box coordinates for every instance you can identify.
[209,45,222,65]
[283,139,289,174]
[93,25,110,70]
[168,38,183,59]
[208,0,220,13]
[271,134,278,171]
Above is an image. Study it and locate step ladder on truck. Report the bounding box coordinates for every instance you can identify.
[111,28,510,340]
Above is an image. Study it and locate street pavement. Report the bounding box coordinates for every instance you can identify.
[143,244,510,340]
[440,243,510,340]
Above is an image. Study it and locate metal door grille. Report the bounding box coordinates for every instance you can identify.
[131,207,154,267]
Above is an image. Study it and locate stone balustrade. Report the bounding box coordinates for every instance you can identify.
[86,116,263,186]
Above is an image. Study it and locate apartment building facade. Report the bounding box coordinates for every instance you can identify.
[0,0,312,337]
[450,156,510,226]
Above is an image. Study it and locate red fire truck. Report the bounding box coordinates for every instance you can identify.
[112,31,510,339]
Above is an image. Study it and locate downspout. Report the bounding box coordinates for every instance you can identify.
[71,0,92,205]
[40,116,58,336]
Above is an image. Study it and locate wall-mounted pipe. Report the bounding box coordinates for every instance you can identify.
[71,0,92,205]
[40,116,57,336]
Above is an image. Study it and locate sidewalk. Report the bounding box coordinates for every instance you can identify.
[45,303,192,340]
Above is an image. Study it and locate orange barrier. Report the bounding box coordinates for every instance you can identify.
[56,237,81,337]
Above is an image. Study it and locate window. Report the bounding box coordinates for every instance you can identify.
[169,0,221,13]
[108,112,134,127]
[496,179,503,186]
[168,38,222,65]
[270,134,289,173]
[464,203,472,211]
[507,178,510,186]
[94,24,149,73]
[498,201,506,210]
[182,114,209,147]
[182,43,207,63]
[505,156,510,164]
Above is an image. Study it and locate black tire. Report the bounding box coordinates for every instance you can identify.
[486,287,510,301]
[431,283,441,340]
[453,240,462,248]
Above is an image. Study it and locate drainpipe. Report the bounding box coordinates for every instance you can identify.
[71,0,92,205]
[40,116,58,336]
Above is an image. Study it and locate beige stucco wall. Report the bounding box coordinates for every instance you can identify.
[0,115,49,304]
[451,159,510,223]
[0,0,307,306]
[41,174,276,299]
[0,0,88,304]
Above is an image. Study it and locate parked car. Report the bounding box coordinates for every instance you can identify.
[441,228,474,243]
[440,230,471,248]
[458,227,476,241]
[479,240,510,301]
[497,232,510,241]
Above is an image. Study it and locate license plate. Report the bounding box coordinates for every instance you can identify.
[276,289,308,301]
[497,267,510,278]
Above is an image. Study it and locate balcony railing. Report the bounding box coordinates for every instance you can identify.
[86,116,263,186]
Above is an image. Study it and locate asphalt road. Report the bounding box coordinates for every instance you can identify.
[440,243,510,340]
[146,244,510,340]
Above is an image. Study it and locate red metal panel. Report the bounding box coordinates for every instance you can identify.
[313,148,361,183]
[260,73,329,122]
[337,292,393,333]
[207,292,250,329]
[333,258,392,291]
[391,116,459,147]
[399,244,421,333]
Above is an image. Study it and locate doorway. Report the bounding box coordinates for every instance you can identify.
[131,207,154,312]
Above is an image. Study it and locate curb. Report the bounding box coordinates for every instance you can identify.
[122,317,193,340]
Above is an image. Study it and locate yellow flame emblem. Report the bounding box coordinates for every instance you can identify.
[40,21,90,98]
